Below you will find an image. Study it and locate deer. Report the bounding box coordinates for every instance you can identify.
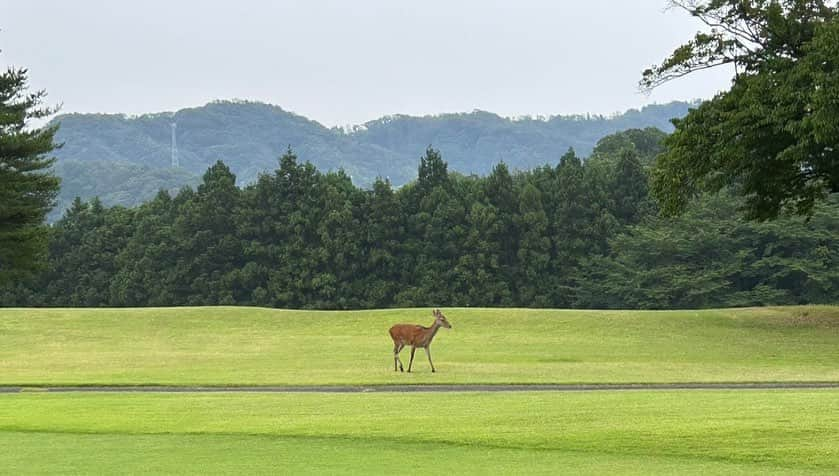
[389,308,452,373]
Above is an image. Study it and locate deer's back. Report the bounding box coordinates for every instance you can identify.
[389,324,425,344]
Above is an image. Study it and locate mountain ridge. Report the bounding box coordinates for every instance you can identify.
[48,99,694,220]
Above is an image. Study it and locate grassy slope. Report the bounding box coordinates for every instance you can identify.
[1,390,837,474]
[1,306,838,385]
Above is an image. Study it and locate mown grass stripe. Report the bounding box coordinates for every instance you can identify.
[3,382,839,393]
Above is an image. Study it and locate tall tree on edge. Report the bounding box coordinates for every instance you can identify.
[0,59,61,283]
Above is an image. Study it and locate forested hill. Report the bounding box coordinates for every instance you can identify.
[49,100,692,219]
[53,100,691,185]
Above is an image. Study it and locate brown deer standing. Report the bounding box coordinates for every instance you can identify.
[389,309,452,372]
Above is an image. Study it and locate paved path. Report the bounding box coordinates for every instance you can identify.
[2,382,839,393]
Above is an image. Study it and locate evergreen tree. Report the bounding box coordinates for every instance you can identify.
[109,190,179,306]
[416,147,449,194]
[516,182,552,307]
[551,149,589,306]
[173,161,243,304]
[40,198,133,306]
[483,162,519,287]
[609,148,651,226]
[0,64,61,283]
[360,178,404,307]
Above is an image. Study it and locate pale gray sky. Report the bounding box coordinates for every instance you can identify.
[1,0,733,127]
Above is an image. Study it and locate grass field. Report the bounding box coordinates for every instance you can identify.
[1,306,838,385]
[3,305,838,474]
[1,390,838,474]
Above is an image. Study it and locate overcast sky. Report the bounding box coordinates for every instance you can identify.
[2,0,733,127]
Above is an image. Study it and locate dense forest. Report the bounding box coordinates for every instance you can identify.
[4,128,837,309]
[49,101,692,220]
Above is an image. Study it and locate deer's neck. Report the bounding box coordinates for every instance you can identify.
[425,321,441,342]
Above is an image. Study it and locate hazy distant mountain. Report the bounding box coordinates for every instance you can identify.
[51,160,201,222]
[49,100,693,220]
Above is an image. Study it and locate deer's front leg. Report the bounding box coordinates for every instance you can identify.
[425,347,435,373]
[408,347,416,372]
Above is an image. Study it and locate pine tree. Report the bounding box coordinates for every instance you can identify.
[0,64,61,282]
[609,148,650,226]
[516,182,552,307]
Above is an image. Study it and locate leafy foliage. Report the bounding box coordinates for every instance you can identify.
[578,193,839,309]
[644,1,839,219]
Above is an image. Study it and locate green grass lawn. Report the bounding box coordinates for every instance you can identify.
[1,390,838,474]
[3,306,838,473]
[1,306,838,385]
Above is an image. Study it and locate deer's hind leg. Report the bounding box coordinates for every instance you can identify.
[393,342,404,372]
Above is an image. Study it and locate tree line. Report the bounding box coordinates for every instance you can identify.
[3,128,837,309]
[47,100,691,222]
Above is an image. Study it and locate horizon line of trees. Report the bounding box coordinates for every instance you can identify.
[2,129,838,309]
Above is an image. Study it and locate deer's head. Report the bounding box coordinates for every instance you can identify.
[433,309,452,329]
